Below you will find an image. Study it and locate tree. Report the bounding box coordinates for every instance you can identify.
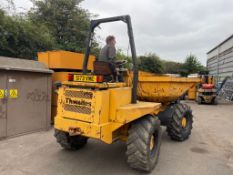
[0,0,99,59]
[181,54,206,76]
[28,0,97,53]
[0,8,55,59]
[115,49,132,69]
[163,61,183,74]
[138,53,164,73]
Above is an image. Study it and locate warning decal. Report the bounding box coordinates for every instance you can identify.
[9,89,18,98]
[0,89,4,99]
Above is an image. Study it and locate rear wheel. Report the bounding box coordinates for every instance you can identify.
[54,129,88,150]
[126,115,162,172]
[167,103,193,141]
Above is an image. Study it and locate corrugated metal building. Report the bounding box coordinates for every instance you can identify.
[207,34,233,83]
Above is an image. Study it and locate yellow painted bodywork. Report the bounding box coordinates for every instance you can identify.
[196,88,217,103]
[38,50,95,70]
[54,71,204,144]
[188,85,197,100]
[37,51,96,122]
[0,89,4,99]
[201,75,215,84]
[136,72,201,104]
[63,81,127,89]
[54,82,161,144]
[51,72,77,121]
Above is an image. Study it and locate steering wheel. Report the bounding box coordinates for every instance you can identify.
[114,60,128,66]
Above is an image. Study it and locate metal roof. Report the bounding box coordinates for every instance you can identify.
[207,34,233,54]
[0,56,53,73]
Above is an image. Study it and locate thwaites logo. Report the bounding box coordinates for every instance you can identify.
[78,91,93,99]
[65,98,91,107]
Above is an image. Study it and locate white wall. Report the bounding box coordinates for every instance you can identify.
[207,36,233,82]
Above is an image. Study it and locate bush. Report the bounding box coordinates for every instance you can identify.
[138,53,164,73]
[0,9,55,59]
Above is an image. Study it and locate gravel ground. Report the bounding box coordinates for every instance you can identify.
[0,101,232,175]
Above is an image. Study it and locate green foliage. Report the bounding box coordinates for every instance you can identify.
[0,1,206,74]
[133,53,205,76]
[116,49,132,69]
[28,0,96,53]
[0,9,55,59]
[138,53,164,73]
[163,61,183,74]
[0,0,98,59]
[181,54,206,76]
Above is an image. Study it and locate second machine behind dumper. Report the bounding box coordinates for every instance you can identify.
[54,15,200,172]
[196,71,218,104]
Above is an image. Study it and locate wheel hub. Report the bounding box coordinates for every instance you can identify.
[181,117,187,128]
[150,135,155,150]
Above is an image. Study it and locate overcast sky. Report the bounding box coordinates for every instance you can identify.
[11,0,233,65]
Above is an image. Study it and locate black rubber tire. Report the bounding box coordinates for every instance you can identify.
[197,96,202,104]
[126,115,162,172]
[212,97,218,105]
[166,103,193,141]
[54,129,88,150]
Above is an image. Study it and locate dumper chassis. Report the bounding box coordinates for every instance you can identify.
[54,15,194,172]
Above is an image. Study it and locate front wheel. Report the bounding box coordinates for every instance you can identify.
[197,96,202,104]
[54,129,88,150]
[167,103,193,141]
[212,97,218,105]
[126,115,162,172]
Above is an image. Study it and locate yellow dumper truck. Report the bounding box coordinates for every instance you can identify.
[54,15,200,172]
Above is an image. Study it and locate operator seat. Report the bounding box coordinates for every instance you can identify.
[93,61,116,82]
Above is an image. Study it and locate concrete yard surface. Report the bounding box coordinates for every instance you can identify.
[0,101,233,175]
